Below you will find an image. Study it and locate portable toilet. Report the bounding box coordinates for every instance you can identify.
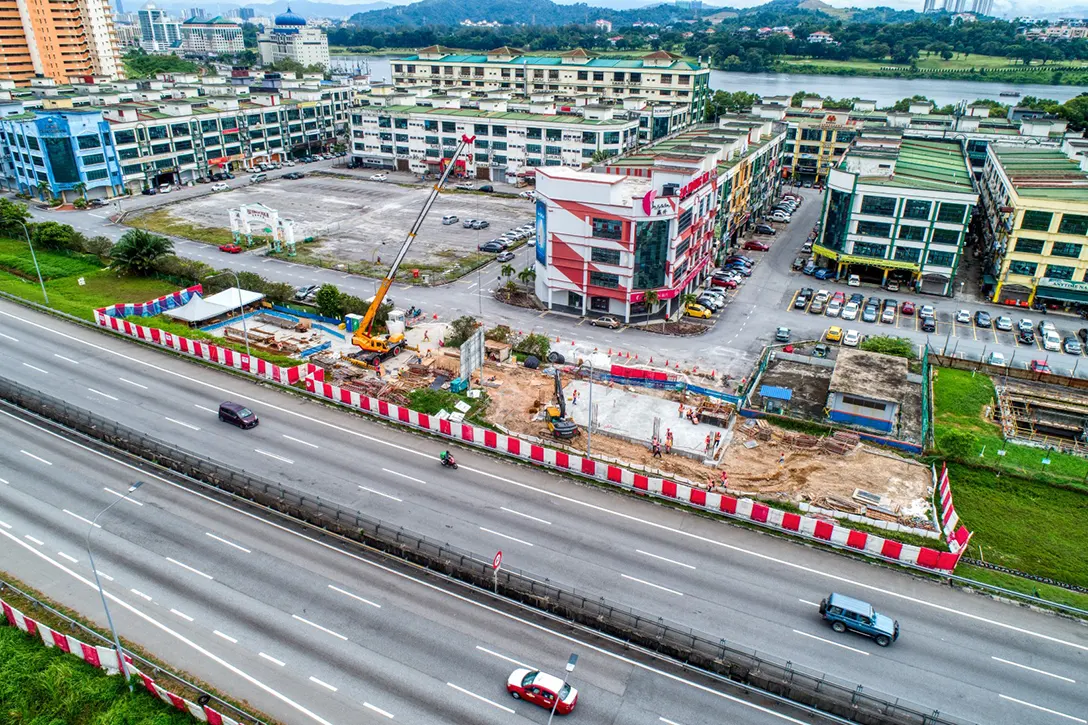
[345,313,363,333]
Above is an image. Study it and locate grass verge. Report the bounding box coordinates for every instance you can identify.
[127,208,236,246]
[0,268,179,322]
[955,563,1088,612]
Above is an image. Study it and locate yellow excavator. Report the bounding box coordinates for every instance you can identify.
[352,134,476,359]
[545,370,579,439]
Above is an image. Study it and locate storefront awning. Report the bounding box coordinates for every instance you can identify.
[1035,286,1088,303]
[812,245,920,271]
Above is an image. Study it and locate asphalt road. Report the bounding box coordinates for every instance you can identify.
[1,300,1085,724]
[0,413,812,725]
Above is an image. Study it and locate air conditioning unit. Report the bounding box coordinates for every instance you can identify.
[662,183,679,196]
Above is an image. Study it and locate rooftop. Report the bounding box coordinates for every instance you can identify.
[846,138,975,193]
[991,145,1088,202]
[829,349,909,403]
[397,48,703,71]
[372,104,633,126]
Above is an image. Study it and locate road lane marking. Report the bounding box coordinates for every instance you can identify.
[792,629,869,655]
[170,608,194,622]
[661,719,685,725]
[21,450,52,465]
[166,557,214,580]
[446,683,515,714]
[206,532,250,553]
[165,417,201,431]
[53,354,79,364]
[95,569,113,581]
[798,599,820,607]
[104,487,144,505]
[992,656,1076,683]
[479,527,533,546]
[621,573,684,596]
[0,477,7,484]
[328,584,380,609]
[363,702,394,719]
[382,468,424,484]
[500,507,551,525]
[57,551,78,563]
[0,520,10,529]
[255,449,293,464]
[88,388,118,401]
[24,535,44,546]
[194,404,217,413]
[259,652,286,667]
[130,588,152,601]
[636,549,697,570]
[213,630,238,643]
[0,331,17,341]
[359,485,401,502]
[292,614,348,641]
[998,694,1086,723]
[64,509,99,527]
[283,434,319,448]
[309,676,337,692]
[118,377,147,389]
[476,645,534,670]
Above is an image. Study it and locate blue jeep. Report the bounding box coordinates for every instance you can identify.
[819,593,899,647]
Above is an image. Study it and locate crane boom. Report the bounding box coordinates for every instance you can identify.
[356,133,476,338]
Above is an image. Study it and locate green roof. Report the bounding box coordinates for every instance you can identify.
[849,138,975,194]
[991,146,1088,202]
[398,52,701,71]
[376,104,630,126]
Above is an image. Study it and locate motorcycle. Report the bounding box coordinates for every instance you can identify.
[440,454,457,470]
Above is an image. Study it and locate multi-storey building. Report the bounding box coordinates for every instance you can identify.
[390,46,710,135]
[979,146,1088,308]
[180,16,245,56]
[0,74,351,200]
[816,136,977,296]
[0,0,122,85]
[258,9,330,70]
[136,3,180,52]
[532,116,785,321]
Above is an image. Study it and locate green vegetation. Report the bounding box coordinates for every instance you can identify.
[859,335,915,360]
[122,48,199,78]
[0,626,194,725]
[111,229,174,276]
[127,209,235,247]
[956,563,1088,612]
[0,251,100,281]
[129,315,302,368]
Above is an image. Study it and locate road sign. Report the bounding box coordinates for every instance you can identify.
[492,550,503,570]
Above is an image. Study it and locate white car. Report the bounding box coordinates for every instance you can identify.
[995,315,1013,332]
[987,352,1006,366]
[519,190,536,199]
[825,300,842,317]
[285,161,296,167]
[843,329,861,347]
[841,301,859,321]
[955,309,971,324]
[847,274,860,287]
[770,212,791,223]
[210,182,229,192]
[370,173,388,182]
[158,184,172,194]
[456,182,475,190]
[1043,332,1062,352]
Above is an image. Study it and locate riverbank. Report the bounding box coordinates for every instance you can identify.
[776,57,1088,87]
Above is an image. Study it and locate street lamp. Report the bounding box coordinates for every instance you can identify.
[547,653,578,725]
[204,271,250,357]
[85,480,144,690]
[14,220,48,305]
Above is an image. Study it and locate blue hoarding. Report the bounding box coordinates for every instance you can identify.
[535,200,547,265]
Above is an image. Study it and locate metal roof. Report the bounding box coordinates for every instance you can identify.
[759,385,793,401]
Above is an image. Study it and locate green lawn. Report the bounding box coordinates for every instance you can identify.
[779,52,1088,74]
[0,626,195,725]
[127,208,235,246]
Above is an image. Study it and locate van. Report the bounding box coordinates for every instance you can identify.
[442,215,459,225]
[218,401,258,429]
[820,593,899,647]
[249,172,267,184]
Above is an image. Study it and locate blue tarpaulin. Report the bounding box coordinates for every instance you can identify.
[760,385,793,402]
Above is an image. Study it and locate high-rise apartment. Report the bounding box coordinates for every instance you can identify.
[137,2,180,51]
[0,0,122,85]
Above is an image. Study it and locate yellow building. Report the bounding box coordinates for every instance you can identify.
[981,146,1088,308]
[0,0,121,86]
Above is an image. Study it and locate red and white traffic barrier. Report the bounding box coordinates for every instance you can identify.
[2,597,239,725]
[937,463,974,563]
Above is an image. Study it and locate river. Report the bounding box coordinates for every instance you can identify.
[333,54,1088,107]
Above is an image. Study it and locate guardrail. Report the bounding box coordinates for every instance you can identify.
[0,375,973,725]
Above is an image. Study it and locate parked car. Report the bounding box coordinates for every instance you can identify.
[1018,328,1036,345]
[698,295,724,311]
[803,260,817,276]
[775,326,791,342]
[711,276,738,289]
[590,315,622,329]
[792,256,805,271]
[881,306,896,324]
[843,329,861,347]
[825,299,842,318]
[810,297,827,315]
[442,215,459,225]
[920,316,936,333]
[743,239,770,252]
[847,274,861,287]
[849,292,864,305]
[955,309,971,324]
[369,173,388,181]
[478,241,505,253]
[974,310,992,327]
[1064,337,1083,355]
[283,172,305,180]
[725,264,752,277]
[987,352,1006,366]
[1043,332,1062,352]
[724,255,754,265]
[463,219,478,228]
[885,279,901,292]
[218,244,243,253]
[1030,360,1052,374]
[685,302,713,319]
[918,304,935,319]
[995,315,1013,332]
[794,288,813,309]
[862,304,879,323]
[1079,327,1088,345]
[519,190,536,200]
[496,251,515,262]
[770,211,792,223]
[756,223,776,235]
[826,326,844,343]
[158,184,172,194]
[294,284,318,300]
[211,182,229,192]
[841,301,859,321]
[820,593,898,647]
[900,301,915,316]
[814,267,834,280]
[455,182,475,190]
[1039,320,1057,337]
[507,668,578,715]
[478,184,495,192]
[471,219,490,230]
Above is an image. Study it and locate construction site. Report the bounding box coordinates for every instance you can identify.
[993,377,1088,455]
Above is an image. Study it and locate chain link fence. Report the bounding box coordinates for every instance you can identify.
[0,376,972,725]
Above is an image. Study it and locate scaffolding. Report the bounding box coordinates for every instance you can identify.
[994,380,1088,456]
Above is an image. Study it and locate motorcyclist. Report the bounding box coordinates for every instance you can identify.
[440,450,454,465]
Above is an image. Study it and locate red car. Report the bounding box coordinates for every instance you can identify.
[831,291,846,304]
[743,240,770,252]
[711,277,738,289]
[1030,360,1052,374]
[900,301,915,316]
[507,668,578,715]
[219,244,243,254]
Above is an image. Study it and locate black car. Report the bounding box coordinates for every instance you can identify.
[849,293,864,305]
[794,288,814,308]
[478,184,494,192]
[283,172,305,180]
[921,316,936,332]
[1079,328,1088,344]
[974,310,992,327]
[218,401,258,429]
[866,296,881,309]
[755,223,776,235]
[478,241,506,253]
[1018,328,1036,345]
[725,265,752,277]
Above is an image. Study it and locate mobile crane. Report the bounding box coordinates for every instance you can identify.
[351,134,476,359]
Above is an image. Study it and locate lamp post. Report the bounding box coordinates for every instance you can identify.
[85,480,144,690]
[546,653,578,725]
[14,220,48,305]
[204,271,250,357]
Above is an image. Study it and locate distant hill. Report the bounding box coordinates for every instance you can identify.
[349,0,704,28]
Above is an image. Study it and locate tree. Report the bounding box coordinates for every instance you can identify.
[444,314,480,347]
[500,263,515,280]
[314,283,344,318]
[680,292,699,308]
[111,229,174,275]
[123,48,198,78]
[590,149,616,164]
[82,235,114,260]
[31,221,77,251]
[36,181,52,202]
[1056,94,1088,132]
[0,198,31,237]
[642,289,659,324]
[517,266,535,285]
[939,428,978,460]
[72,181,87,200]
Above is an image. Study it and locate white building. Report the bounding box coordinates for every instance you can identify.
[258,8,330,70]
[181,16,245,55]
[594,19,613,32]
[85,0,124,79]
[137,3,180,52]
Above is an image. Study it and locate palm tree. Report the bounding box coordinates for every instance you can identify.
[501,263,515,280]
[642,289,659,322]
[110,229,174,276]
[36,181,52,202]
[680,292,699,308]
[72,181,87,200]
[517,267,536,285]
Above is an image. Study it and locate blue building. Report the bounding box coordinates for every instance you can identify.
[0,110,125,201]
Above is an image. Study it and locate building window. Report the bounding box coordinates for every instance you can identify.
[590,271,620,288]
[1014,237,1045,254]
[545,129,561,141]
[591,218,623,240]
[582,131,597,145]
[526,127,542,139]
[545,145,561,156]
[1059,214,1088,236]
[856,221,891,238]
[526,143,541,154]
[81,153,105,166]
[902,199,931,220]
[1021,210,1053,232]
[85,169,109,181]
[894,246,921,263]
[1046,264,1075,280]
[591,247,622,265]
[492,125,506,137]
[840,394,888,412]
[801,128,822,141]
[937,202,967,224]
[115,130,136,144]
[1050,242,1083,259]
[475,153,488,162]
[76,135,101,150]
[854,242,887,258]
[897,225,926,242]
[930,228,960,246]
[927,250,955,267]
[860,195,896,217]
[603,131,620,145]
[441,121,455,133]
[1008,260,1038,276]
[474,124,488,135]
[633,219,668,289]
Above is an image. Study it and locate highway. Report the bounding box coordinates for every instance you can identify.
[0,409,807,725]
[1,299,1086,724]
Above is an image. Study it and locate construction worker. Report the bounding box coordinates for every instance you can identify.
[704,434,712,455]
[678,403,685,418]
[720,470,729,489]
[665,429,673,454]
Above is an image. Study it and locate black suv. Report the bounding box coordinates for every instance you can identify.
[1018,328,1036,345]
[974,310,992,327]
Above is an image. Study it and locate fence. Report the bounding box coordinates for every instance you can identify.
[0,377,973,725]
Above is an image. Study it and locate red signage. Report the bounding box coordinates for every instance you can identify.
[492,551,503,570]
[679,171,711,200]
[642,189,657,215]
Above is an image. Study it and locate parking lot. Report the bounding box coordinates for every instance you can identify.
[134,171,536,269]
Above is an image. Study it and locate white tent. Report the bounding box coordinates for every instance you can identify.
[163,288,265,325]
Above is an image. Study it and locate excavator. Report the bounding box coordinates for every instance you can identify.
[351,134,476,360]
[545,369,579,439]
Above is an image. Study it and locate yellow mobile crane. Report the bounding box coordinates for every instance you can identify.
[352,134,476,359]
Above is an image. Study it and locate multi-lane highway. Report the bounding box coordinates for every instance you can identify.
[1,298,1086,724]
